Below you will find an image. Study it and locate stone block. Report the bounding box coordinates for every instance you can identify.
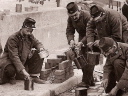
[59,60,72,70]
[52,78,65,83]
[57,54,67,61]
[40,69,51,79]
[54,70,65,75]
[54,74,65,80]
[69,71,74,77]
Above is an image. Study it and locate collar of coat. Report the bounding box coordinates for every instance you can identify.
[16,29,34,40]
[108,42,122,63]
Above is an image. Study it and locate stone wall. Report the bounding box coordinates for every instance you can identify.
[0,7,69,52]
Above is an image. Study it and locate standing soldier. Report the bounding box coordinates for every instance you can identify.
[66,2,95,88]
[86,5,128,48]
[99,37,128,96]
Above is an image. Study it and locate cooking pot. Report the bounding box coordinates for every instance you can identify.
[87,51,100,65]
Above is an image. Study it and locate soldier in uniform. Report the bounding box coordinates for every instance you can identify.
[86,5,128,48]
[99,37,128,96]
[0,17,49,84]
[66,2,95,88]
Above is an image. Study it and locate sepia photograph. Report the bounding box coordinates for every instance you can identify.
[0,0,128,96]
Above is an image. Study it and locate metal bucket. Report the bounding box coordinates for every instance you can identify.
[87,52,100,65]
[74,55,88,69]
[24,78,34,91]
[75,87,88,96]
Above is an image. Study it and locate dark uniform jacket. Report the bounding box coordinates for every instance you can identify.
[103,42,128,90]
[122,3,128,21]
[0,30,44,73]
[86,8,128,43]
[66,10,90,45]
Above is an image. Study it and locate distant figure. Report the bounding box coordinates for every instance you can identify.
[122,0,128,21]
[109,0,113,9]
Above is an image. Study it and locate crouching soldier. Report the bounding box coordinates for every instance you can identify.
[0,17,49,84]
[99,37,128,96]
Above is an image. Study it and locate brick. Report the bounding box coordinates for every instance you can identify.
[40,69,51,79]
[69,66,74,73]
[54,74,65,80]
[47,58,62,69]
[54,70,65,75]
[59,60,72,70]
[69,72,74,77]
[88,93,101,96]
[53,78,65,83]
[57,54,67,61]
[65,71,70,79]
[45,62,51,69]
[47,58,62,64]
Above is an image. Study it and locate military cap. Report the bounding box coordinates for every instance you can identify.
[99,37,115,52]
[23,17,36,29]
[66,2,79,14]
[90,5,104,18]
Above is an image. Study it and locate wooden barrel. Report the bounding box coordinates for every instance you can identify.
[75,87,87,96]
[87,52,100,65]
[16,4,22,12]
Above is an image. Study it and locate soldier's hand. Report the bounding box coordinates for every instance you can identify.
[76,42,84,51]
[39,48,45,52]
[101,79,108,89]
[87,42,94,48]
[70,40,75,48]
[93,40,100,47]
[21,69,30,80]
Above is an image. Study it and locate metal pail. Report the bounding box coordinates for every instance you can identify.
[87,52,100,65]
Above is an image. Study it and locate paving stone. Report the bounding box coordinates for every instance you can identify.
[46,58,62,69]
[54,70,65,75]
[54,73,65,80]
[59,60,72,70]
[57,54,67,61]
[40,69,51,79]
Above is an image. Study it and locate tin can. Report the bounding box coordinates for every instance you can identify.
[24,78,34,91]
[75,87,88,96]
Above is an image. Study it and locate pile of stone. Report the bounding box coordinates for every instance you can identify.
[40,54,74,83]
